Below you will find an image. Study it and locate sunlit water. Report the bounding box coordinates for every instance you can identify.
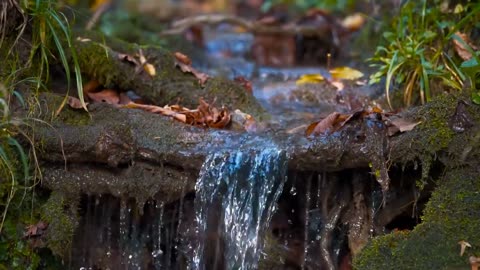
[193,147,288,270]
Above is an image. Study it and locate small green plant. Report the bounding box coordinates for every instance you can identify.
[369,0,480,108]
[24,0,87,110]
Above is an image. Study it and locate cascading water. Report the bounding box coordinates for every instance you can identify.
[193,147,288,270]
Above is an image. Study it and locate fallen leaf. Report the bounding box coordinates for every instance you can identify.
[124,98,231,129]
[118,53,140,66]
[174,53,210,85]
[470,256,480,270]
[67,96,87,109]
[143,63,156,77]
[306,112,350,136]
[24,221,48,238]
[329,67,364,80]
[341,13,365,32]
[87,89,120,105]
[83,79,101,94]
[124,103,187,122]
[459,240,472,256]
[453,32,478,61]
[174,52,192,65]
[119,92,133,105]
[296,74,325,85]
[387,117,421,136]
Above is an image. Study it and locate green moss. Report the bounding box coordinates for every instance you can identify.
[354,168,480,270]
[56,106,91,126]
[41,192,79,259]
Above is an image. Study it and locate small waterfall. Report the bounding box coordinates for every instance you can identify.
[193,147,288,270]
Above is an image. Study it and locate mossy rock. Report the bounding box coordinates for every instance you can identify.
[354,167,480,270]
[41,192,80,259]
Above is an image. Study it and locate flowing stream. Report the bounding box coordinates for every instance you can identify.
[192,146,288,270]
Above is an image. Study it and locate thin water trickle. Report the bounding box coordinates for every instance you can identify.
[193,147,288,270]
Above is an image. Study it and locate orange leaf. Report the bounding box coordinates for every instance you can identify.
[83,80,101,94]
[306,112,341,136]
[174,52,192,65]
[453,32,478,61]
[87,89,120,105]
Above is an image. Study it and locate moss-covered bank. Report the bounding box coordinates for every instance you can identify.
[354,167,480,269]
[354,93,480,269]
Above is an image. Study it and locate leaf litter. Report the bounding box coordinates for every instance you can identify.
[305,106,421,137]
[67,80,256,131]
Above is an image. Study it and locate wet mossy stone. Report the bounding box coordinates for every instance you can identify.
[354,167,480,270]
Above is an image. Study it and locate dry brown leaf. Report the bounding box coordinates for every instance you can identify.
[306,112,346,136]
[174,57,210,86]
[83,80,101,94]
[24,221,48,238]
[67,96,87,109]
[174,52,192,65]
[87,89,120,105]
[124,103,187,122]
[387,118,421,136]
[118,53,140,66]
[453,32,478,61]
[119,92,133,105]
[124,98,231,129]
[459,240,472,256]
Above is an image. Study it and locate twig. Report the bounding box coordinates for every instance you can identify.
[86,2,112,31]
[161,13,336,38]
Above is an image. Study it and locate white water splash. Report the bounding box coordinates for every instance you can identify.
[193,147,287,270]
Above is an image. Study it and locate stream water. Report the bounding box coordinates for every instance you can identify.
[193,147,288,270]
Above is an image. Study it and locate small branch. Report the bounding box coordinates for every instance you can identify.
[161,14,335,38]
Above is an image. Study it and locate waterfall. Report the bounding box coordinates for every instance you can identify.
[193,147,288,270]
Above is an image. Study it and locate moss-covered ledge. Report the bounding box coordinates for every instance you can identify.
[354,167,480,269]
[73,32,268,120]
[353,93,480,269]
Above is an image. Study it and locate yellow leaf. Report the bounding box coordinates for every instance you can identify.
[454,4,464,14]
[144,63,156,77]
[329,67,364,80]
[296,74,325,85]
[342,13,365,31]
